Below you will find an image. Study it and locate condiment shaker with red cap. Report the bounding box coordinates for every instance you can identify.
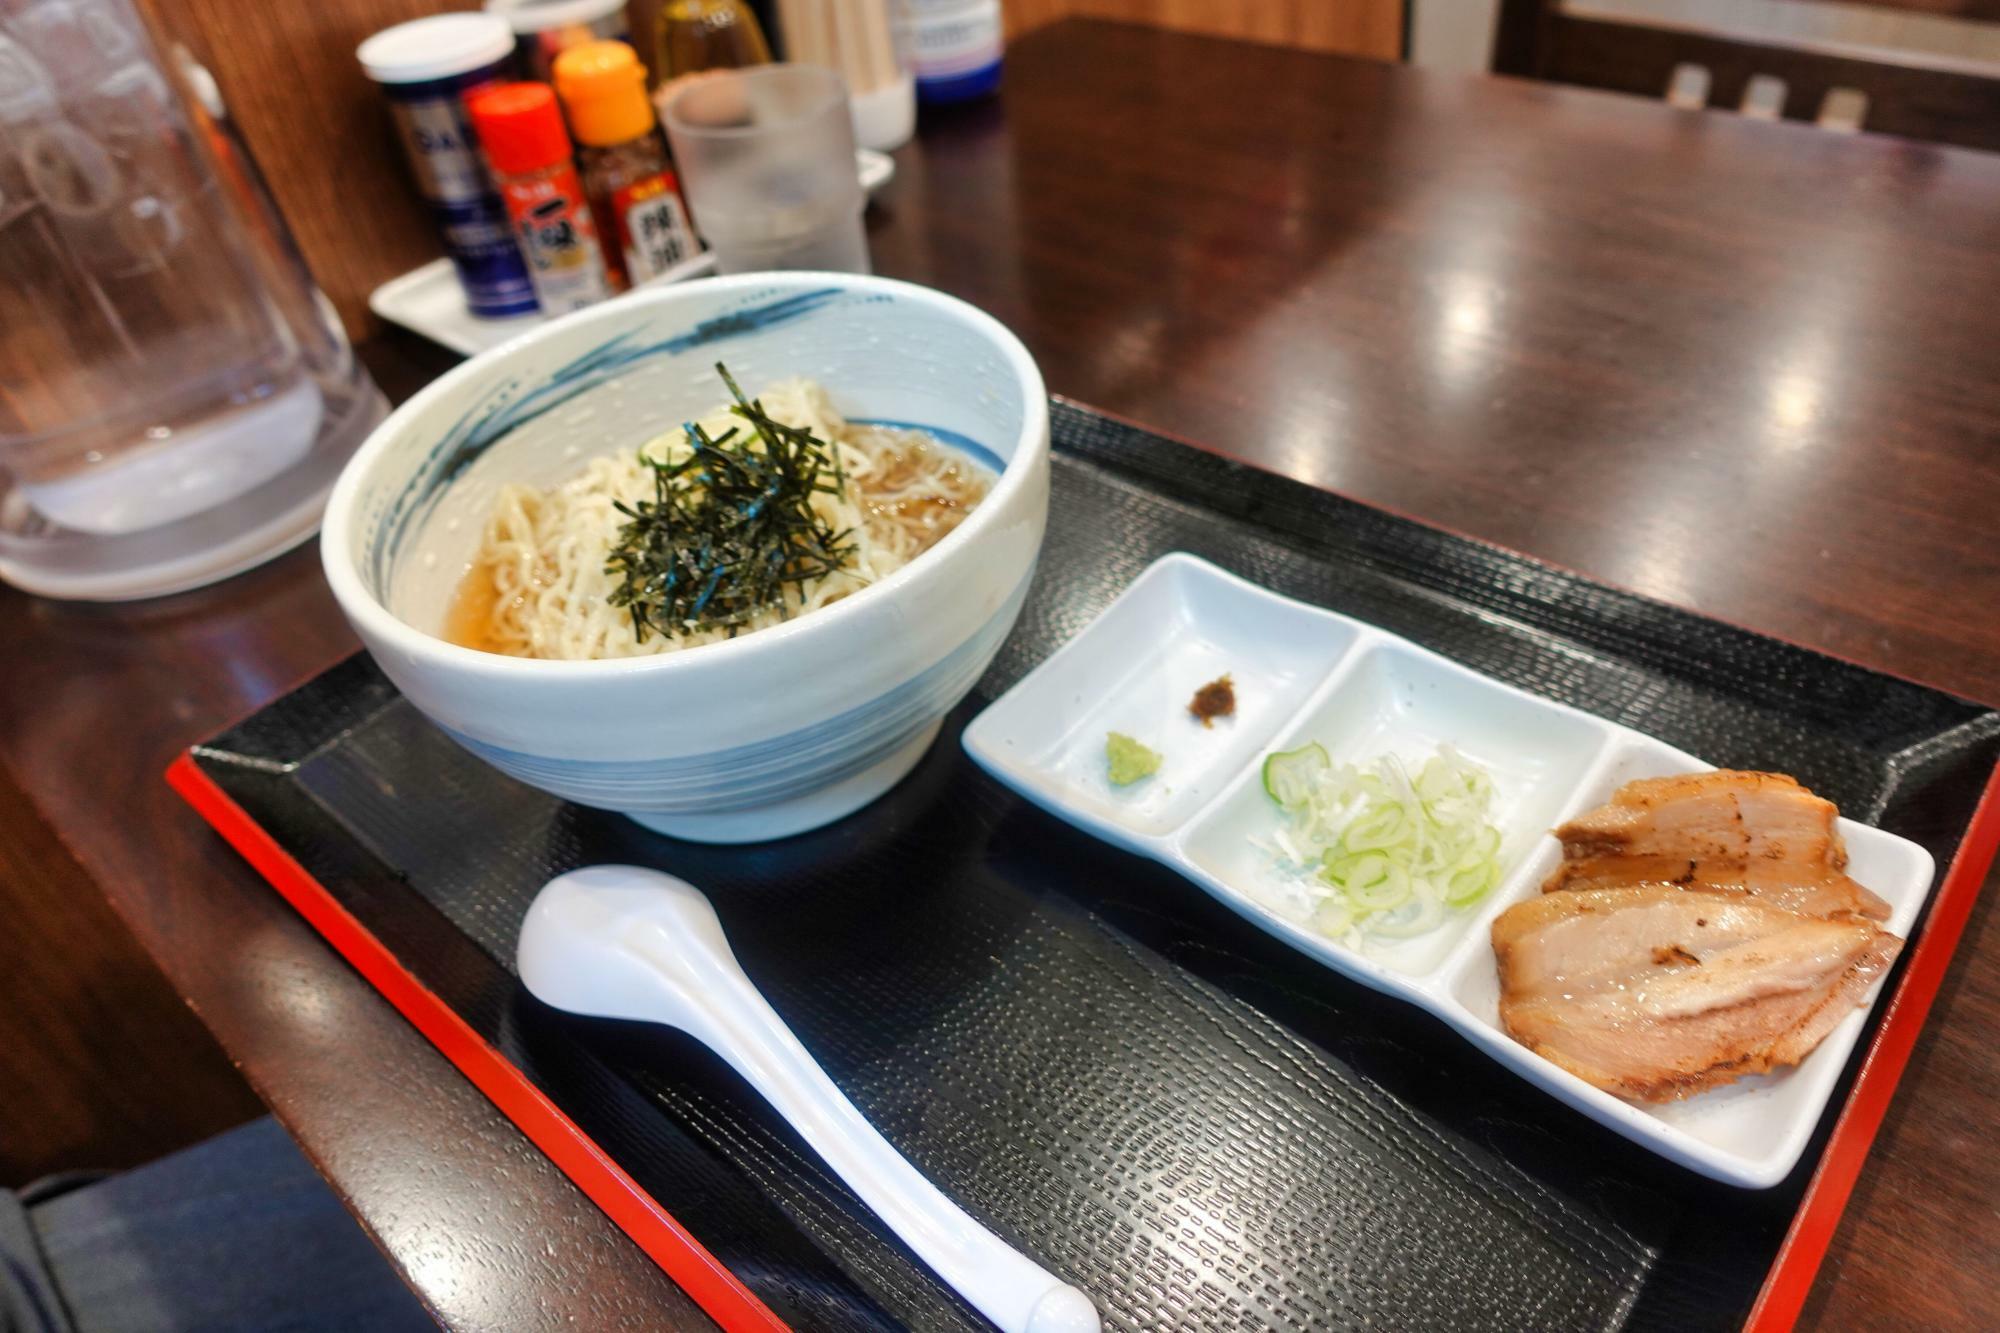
[466,81,614,315]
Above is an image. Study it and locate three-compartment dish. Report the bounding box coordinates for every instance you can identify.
[964,553,1935,1188]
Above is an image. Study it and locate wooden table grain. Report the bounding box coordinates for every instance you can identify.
[5,19,1998,1330]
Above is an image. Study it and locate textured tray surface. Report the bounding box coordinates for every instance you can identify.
[194,403,2000,1331]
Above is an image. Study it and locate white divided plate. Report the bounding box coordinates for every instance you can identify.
[371,149,897,357]
[962,552,1937,1189]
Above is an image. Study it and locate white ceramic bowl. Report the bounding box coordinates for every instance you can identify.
[322,274,1050,842]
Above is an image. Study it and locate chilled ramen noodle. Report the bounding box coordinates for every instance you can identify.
[447,378,991,659]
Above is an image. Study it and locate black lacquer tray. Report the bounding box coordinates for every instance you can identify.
[174,401,2000,1332]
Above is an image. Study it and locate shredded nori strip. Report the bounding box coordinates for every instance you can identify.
[605,364,856,642]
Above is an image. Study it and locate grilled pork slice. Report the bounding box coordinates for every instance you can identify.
[1544,770,1890,920]
[1493,885,1901,1102]
[1547,856,1885,920]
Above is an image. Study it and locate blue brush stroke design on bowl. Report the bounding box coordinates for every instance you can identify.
[849,420,1007,476]
[443,569,1032,812]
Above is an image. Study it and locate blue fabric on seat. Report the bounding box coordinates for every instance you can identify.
[15,1117,434,1333]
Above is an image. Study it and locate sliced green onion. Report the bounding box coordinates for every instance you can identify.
[1312,896,1355,938]
[1259,742,1503,945]
[1318,850,1367,885]
[1344,856,1413,912]
[1369,885,1447,938]
[1261,742,1328,810]
[1343,801,1415,852]
[1445,858,1499,906]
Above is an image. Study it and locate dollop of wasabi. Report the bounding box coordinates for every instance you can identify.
[1105,732,1162,786]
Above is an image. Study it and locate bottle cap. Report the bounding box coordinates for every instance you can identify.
[467,82,574,175]
[485,0,627,35]
[358,13,513,85]
[553,40,654,146]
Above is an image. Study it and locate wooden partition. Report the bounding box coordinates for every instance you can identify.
[142,0,470,340]
[1493,0,2000,153]
[1006,0,1403,58]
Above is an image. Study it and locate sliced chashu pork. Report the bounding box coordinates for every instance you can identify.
[1543,770,1890,921]
[1493,884,1900,1102]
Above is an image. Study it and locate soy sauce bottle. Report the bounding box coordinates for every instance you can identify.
[552,40,702,290]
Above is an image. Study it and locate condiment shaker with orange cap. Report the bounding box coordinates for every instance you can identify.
[553,41,702,290]
[466,82,614,314]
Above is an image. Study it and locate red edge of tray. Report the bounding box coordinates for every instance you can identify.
[1745,755,2000,1331]
[164,753,790,1333]
[169,740,2000,1332]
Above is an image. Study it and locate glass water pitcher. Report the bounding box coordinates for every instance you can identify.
[0,0,387,600]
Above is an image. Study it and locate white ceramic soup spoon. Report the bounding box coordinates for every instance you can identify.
[517,865,1101,1333]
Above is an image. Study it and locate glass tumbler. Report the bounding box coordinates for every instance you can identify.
[0,0,388,600]
[660,63,867,275]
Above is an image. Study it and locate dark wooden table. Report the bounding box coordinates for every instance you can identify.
[6,18,1999,1330]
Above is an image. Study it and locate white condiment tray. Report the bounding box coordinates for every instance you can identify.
[962,552,1937,1188]
[370,149,896,357]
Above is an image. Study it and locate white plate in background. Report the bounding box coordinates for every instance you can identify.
[371,149,897,357]
[962,552,1936,1188]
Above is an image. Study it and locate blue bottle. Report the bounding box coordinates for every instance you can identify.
[360,14,539,318]
[897,0,1002,105]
